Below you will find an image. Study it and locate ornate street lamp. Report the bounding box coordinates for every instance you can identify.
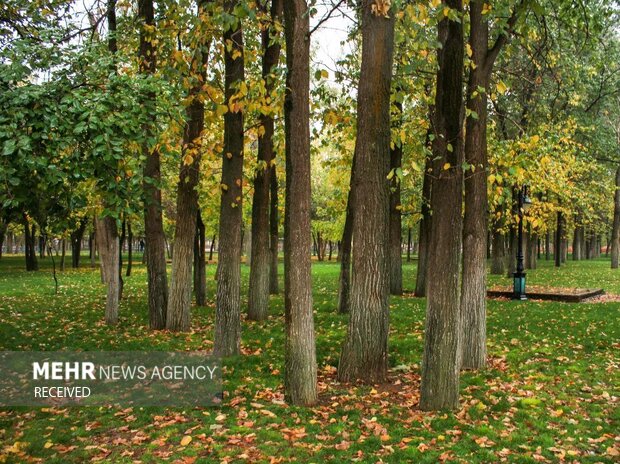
[513,185,532,300]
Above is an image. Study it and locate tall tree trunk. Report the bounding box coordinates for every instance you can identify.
[407,227,412,262]
[545,231,550,260]
[209,234,216,261]
[555,211,563,268]
[214,0,244,354]
[282,0,317,405]
[611,166,620,268]
[337,174,354,313]
[60,238,66,271]
[420,0,464,411]
[194,211,207,306]
[338,1,395,383]
[126,221,132,276]
[269,168,279,294]
[389,100,403,296]
[166,0,212,332]
[24,219,38,271]
[96,216,120,325]
[248,0,283,321]
[573,224,583,260]
[490,230,505,275]
[139,0,169,329]
[70,219,87,268]
[328,241,333,261]
[415,152,433,297]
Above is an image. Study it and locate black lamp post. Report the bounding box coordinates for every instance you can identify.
[513,185,532,300]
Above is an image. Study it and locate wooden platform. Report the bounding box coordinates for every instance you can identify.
[487,287,605,303]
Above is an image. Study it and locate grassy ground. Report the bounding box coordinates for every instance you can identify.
[0,254,618,463]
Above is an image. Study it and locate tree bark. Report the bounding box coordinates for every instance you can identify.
[139,0,169,329]
[282,0,317,405]
[573,224,583,260]
[555,211,563,267]
[389,100,403,296]
[126,221,132,276]
[60,238,66,271]
[248,0,283,321]
[70,219,87,268]
[208,234,216,261]
[337,164,355,313]
[96,216,120,325]
[167,0,212,332]
[194,211,207,306]
[269,167,279,294]
[490,230,505,275]
[24,219,38,271]
[415,149,433,296]
[420,0,464,411]
[338,0,395,384]
[214,0,244,354]
[611,166,620,268]
[407,227,412,262]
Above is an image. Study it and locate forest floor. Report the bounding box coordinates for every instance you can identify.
[0,255,618,463]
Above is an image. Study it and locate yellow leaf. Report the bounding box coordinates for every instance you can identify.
[443,163,451,170]
[466,44,473,57]
[496,80,508,94]
[44,442,54,449]
[180,435,192,447]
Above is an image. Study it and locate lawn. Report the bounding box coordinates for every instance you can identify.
[0,255,618,463]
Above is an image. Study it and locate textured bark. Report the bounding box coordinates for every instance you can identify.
[460,0,490,371]
[96,216,120,325]
[407,227,412,262]
[338,1,395,383]
[573,225,584,260]
[214,0,244,354]
[126,221,132,276]
[555,211,563,267]
[420,0,464,411]
[611,166,620,268]
[282,0,317,405]
[527,231,537,270]
[269,168,279,294]
[389,101,403,296]
[24,219,38,271]
[194,211,207,306]
[139,0,168,329]
[248,1,282,321]
[70,219,86,268]
[415,153,433,297]
[167,0,211,332]
[337,181,354,313]
[490,230,505,275]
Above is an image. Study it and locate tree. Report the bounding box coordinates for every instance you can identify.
[282,0,317,405]
[420,0,465,411]
[338,0,395,383]
[248,0,283,321]
[167,0,213,332]
[139,0,168,330]
[389,98,403,296]
[214,0,245,354]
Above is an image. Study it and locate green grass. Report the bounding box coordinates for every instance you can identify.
[0,254,618,463]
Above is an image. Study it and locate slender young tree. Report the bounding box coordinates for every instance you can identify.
[139,0,168,329]
[389,98,403,296]
[214,0,245,355]
[415,130,433,296]
[338,0,395,383]
[420,0,465,411]
[282,0,317,405]
[248,0,283,321]
[269,169,279,294]
[194,211,207,306]
[167,0,212,331]
[337,172,354,313]
[460,0,522,370]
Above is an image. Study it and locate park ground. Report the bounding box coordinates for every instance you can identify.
[0,255,618,463]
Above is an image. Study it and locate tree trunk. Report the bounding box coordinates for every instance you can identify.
[248,0,282,321]
[24,219,38,271]
[328,241,333,261]
[415,151,432,296]
[139,0,169,329]
[126,221,132,276]
[611,166,620,268]
[60,238,66,271]
[338,1,395,383]
[214,0,244,354]
[96,216,120,325]
[337,181,354,313]
[194,211,207,306]
[545,231,550,260]
[70,219,87,268]
[282,0,317,405]
[555,211,563,268]
[389,101,403,296]
[209,234,216,261]
[407,227,412,262]
[420,0,464,411]
[573,225,583,260]
[490,230,505,275]
[269,166,280,294]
